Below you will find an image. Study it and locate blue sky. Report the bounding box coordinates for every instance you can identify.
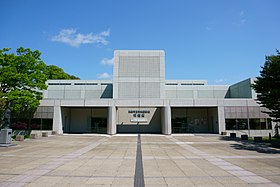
[1,0,279,85]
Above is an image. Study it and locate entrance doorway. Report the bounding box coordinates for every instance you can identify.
[171,107,218,133]
[62,107,108,133]
[91,117,107,134]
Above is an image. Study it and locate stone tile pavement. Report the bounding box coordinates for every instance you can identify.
[0,134,280,186]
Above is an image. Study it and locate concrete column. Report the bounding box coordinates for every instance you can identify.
[53,106,63,134]
[107,106,116,135]
[218,106,226,134]
[161,106,172,135]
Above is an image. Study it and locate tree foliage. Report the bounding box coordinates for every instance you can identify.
[0,47,80,123]
[0,48,47,94]
[0,47,48,118]
[0,91,5,116]
[45,65,80,80]
[252,50,280,122]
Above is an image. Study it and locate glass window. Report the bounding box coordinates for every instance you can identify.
[91,118,107,134]
[267,118,272,129]
[225,119,236,130]
[260,118,267,129]
[172,117,188,133]
[236,119,248,130]
[31,119,41,130]
[249,119,261,130]
[41,119,53,130]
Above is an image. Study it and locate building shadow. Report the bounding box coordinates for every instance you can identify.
[219,136,280,154]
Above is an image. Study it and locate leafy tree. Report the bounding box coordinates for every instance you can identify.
[0,47,48,125]
[0,91,5,117]
[252,50,280,124]
[45,65,80,80]
[0,47,80,128]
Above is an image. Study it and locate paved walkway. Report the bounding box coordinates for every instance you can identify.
[1,134,280,186]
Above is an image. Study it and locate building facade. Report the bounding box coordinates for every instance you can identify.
[36,50,274,136]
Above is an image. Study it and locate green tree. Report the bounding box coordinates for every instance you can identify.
[45,65,80,80]
[252,50,280,123]
[0,91,5,117]
[0,47,48,125]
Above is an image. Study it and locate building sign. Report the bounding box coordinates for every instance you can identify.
[130,118,148,123]
[128,110,150,114]
[128,110,150,124]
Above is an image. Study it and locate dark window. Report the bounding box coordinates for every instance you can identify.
[226,118,272,130]
[10,118,53,130]
[225,119,237,130]
[260,118,267,129]
[91,118,107,134]
[172,117,190,133]
[267,118,272,129]
[74,83,97,85]
[48,83,71,85]
[41,119,53,130]
[249,119,261,130]
[236,119,248,130]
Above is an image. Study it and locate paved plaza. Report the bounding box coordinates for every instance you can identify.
[1,134,280,187]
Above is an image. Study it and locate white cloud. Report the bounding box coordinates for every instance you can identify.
[239,11,246,25]
[101,57,114,65]
[215,79,226,84]
[99,29,110,36]
[51,28,110,47]
[97,72,111,79]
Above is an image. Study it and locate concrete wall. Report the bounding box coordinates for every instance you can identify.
[116,107,161,133]
[228,78,256,99]
[113,50,165,99]
[62,107,107,133]
[224,106,270,119]
[70,108,91,132]
[208,108,219,133]
[44,80,113,100]
[165,85,229,99]
[225,130,273,137]
[33,106,54,119]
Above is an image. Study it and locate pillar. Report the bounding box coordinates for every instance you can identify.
[107,106,116,135]
[161,106,171,135]
[218,106,226,134]
[53,106,63,134]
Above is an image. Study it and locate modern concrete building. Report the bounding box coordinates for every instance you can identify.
[36,50,275,136]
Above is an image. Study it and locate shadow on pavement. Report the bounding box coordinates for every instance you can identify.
[219,136,280,154]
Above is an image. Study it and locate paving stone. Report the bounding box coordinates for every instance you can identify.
[164,177,194,185]
[1,134,280,186]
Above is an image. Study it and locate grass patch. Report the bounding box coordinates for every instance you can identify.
[24,135,30,139]
[248,136,280,142]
